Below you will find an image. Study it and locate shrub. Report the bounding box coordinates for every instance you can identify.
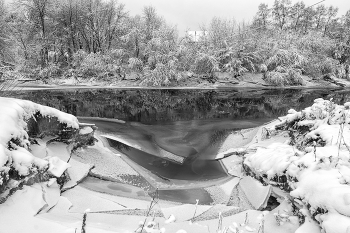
[128,57,144,72]
[218,46,262,76]
[335,64,350,80]
[303,56,338,78]
[223,58,248,76]
[287,69,304,85]
[176,44,198,71]
[71,52,122,80]
[78,53,108,77]
[275,66,287,73]
[194,53,219,75]
[39,63,62,80]
[264,69,304,86]
[264,71,286,86]
[72,50,88,68]
[266,49,306,71]
[0,69,25,80]
[259,64,268,73]
[108,49,127,64]
[140,60,181,86]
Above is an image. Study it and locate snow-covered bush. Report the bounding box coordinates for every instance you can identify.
[194,53,219,75]
[223,58,248,76]
[217,46,262,76]
[39,63,62,81]
[128,57,144,72]
[244,98,350,232]
[303,56,339,79]
[263,69,304,86]
[141,60,181,86]
[71,51,122,80]
[259,64,268,73]
[266,49,306,71]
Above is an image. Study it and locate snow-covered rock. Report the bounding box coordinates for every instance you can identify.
[0,97,96,193]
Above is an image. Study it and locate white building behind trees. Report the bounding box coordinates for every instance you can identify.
[186,31,208,42]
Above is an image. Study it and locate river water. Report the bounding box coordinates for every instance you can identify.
[11,87,350,203]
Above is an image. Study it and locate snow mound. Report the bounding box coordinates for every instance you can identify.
[244,99,350,232]
[0,97,80,186]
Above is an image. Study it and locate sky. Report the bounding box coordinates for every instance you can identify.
[118,0,350,36]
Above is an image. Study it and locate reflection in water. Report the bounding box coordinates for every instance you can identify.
[12,88,350,183]
[12,88,350,124]
[83,115,271,181]
[105,137,227,181]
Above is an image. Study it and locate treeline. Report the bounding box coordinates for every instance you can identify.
[0,0,349,86]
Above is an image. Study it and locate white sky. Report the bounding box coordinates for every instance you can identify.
[119,0,350,36]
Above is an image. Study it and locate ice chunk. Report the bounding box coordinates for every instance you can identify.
[47,142,71,162]
[239,176,271,210]
[63,158,94,191]
[48,157,71,177]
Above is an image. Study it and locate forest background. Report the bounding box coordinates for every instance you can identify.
[0,0,349,86]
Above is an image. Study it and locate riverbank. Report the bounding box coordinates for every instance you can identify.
[12,72,350,90]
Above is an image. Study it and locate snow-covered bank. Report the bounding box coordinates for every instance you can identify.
[0,97,95,199]
[242,99,350,232]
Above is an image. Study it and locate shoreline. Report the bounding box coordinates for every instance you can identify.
[8,71,350,91]
[13,83,346,91]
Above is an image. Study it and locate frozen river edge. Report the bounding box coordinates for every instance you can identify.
[0,97,349,233]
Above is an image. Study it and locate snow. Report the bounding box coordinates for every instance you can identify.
[48,156,71,177]
[243,98,350,232]
[0,97,79,184]
[2,97,350,233]
[239,176,271,210]
[63,158,94,191]
[0,144,9,169]
[11,146,48,176]
[161,204,212,222]
[295,217,321,233]
[0,97,92,232]
[219,177,240,196]
[79,126,93,135]
[244,143,299,179]
[0,97,78,147]
[102,134,142,150]
[47,142,71,161]
[40,180,61,213]
[30,138,48,159]
[0,185,78,233]
[61,185,148,213]
[320,213,350,233]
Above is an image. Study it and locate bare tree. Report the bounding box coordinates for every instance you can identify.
[272,0,292,30]
[290,1,305,31]
[324,6,338,36]
[253,3,270,30]
[18,0,52,66]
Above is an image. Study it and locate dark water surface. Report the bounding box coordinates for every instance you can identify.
[12,88,350,183]
[13,88,350,123]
